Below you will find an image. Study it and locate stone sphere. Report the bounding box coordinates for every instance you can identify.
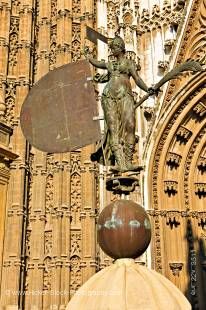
[97,199,151,259]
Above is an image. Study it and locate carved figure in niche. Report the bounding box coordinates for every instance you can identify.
[84,35,155,172]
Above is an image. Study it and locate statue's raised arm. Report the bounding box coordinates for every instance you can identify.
[83,46,107,69]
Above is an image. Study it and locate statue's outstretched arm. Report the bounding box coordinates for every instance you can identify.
[83,46,107,69]
[88,58,107,69]
[130,65,148,92]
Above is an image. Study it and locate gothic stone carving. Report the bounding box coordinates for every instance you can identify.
[193,101,206,118]
[195,183,206,198]
[176,125,192,144]
[164,180,178,196]
[197,156,206,173]
[166,152,182,169]
[169,262,183,276]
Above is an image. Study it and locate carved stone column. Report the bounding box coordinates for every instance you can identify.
[0,0,10,116]
[25,154,47,309]
[81,146,97,283]
[0,122,18,289]
[56,0,72,65]
[0,1,34,308]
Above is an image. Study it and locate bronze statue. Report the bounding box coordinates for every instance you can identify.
[84,33,203,173]
[84,35,155,172]
[20,25,203,160]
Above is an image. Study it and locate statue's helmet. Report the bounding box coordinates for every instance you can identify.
[109,35,125,52]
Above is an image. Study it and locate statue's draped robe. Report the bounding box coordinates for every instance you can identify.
[91,59,136,166]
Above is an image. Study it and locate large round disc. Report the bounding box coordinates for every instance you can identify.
[20,60,101,153]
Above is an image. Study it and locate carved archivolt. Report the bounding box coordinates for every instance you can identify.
[147,72,206,302]
[188,0,206,62]
[163,0,206,111]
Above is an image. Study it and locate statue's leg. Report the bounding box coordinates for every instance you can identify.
[123,98,136,169]
[102,97,126,171]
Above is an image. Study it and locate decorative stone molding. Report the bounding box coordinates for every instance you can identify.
[193,101,206,117]
[122,9,133,21]
[29,211,46,222]
[0,94,6,117]
[4,77,17,127]
[169,262,184,276]
[197,156,206,172]
[147,210,206,219]
[174,0,186,11]
[187,0,206,62]
[0,2,11,10]
[70,232,81,257]
[164,39,175,54]
[152,4,160,18]
[70,255,82,295]
[166,152,182,168]
[198,212,206,229]
[107,0,119,31]
[126,51,137,61]
[140,8,149,23]
[150,83,206,304]
[3,260,12,268]
[184,126,206,210]
[176,125,192,144]
[158,60,169,72]
[198,212,206,220]
[7,208,25,217]
[164,180,178,196]
[163,0,206,109]
[147,210,166,217]
[143,107,154,122]
[139,3,185,32]
[195,182,206,198]
[166,211,180,228]
[0,122,12,146]
[0,145,18,164]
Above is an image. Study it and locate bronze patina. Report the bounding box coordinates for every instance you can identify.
[85,35,155,172]
[84,33,203,174]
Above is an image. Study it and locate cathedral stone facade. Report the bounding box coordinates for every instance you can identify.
[0,0,205,309]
